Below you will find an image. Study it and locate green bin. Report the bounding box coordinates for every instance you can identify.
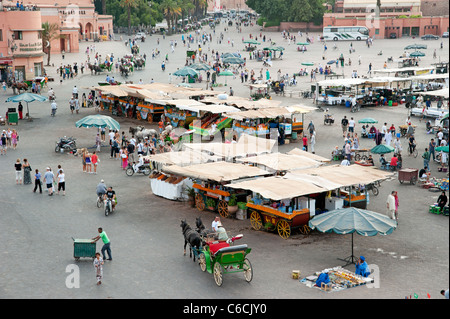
[291,132,298,139]
[73,238,96,260]
[8,112,18,125]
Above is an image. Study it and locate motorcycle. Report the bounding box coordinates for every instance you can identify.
[125,162,151,176]
[104,197,114,216]
[55,136,77,153]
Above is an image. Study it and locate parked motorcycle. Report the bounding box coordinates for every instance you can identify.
[125,163,151,176]
[55,136,77,153]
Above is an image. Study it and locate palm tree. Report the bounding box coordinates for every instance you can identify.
[120,0,139,36]
[41,22,65,66]
[102,0,107,15]
[179,0,195,29]
[160,0,182,34]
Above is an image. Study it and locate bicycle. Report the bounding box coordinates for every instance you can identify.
[97,194,104,208]
[408,144,418,158]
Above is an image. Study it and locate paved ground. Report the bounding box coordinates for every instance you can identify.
[0,20,448,300]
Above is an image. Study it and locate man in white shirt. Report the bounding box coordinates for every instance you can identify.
[211,216,220,232]
[72,85,78,99]
[381,122,388,137]
[108,130,115,145]
[348,117,355,137]
[386,191,396,220]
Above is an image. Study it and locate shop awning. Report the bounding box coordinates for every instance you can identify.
[236,152,323,171]
[162,161,270,182]
[287,148,332,163]
[143,149,221,166]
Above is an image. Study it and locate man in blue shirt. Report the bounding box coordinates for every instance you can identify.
[355,256,370,277]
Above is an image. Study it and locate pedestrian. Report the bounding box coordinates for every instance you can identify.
[1,130,7,155]
[91,151,99,174]
[11,129,18,150]
[310,133,316,154]
[92,227,112,261]
[341,116,349,137]
[22,158,32,185]
[93,252,104,285]
[302,134,308,151]
[386,191,396,220]
[120,146,128,170]
[44,167,54,196]
[429,138,436,161]
[96,133,101,152]
[18,102,23,120]
[394,191,399,223]
[69,97,75,114]
[307,120,315,138]
[57,169,66,196]
[14,158,22,184]
[82,150,87,172]
[348,117,355,137]
[441,289,449,299]
[422,148,431,170]
[33,169,42,193]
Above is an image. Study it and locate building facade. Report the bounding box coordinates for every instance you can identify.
[0,8,44,82]
[324,0,449,38]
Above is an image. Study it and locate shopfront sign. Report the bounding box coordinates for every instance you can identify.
[18,41,43,53]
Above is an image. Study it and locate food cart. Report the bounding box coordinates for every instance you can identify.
[398,168,418,185]
[162,162,270,218]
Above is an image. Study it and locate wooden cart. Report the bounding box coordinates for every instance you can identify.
[193,183,247,218]
[247,202,311,239]
[398,168,418,185]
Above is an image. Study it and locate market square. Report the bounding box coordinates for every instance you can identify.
[0,0,449,301]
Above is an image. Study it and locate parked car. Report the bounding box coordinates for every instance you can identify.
[421,34,439,40]
[389,33,397,39]
[443,32,449,38]
[134,32,146,41]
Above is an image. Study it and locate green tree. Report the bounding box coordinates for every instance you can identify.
[159,0,182,34]
[41,22,66,66]
[121,0,139,36]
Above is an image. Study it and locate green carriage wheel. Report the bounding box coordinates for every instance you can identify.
[199,253,207,272]
[213,262,224,287]
[243,258,253,283]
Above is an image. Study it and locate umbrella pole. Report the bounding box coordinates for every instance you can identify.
[337,233,357,267]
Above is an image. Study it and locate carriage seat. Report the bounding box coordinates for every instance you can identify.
[208,242,230,256]
[214,244,248,256]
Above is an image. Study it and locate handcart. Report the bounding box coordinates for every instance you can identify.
[398,168,418,185]
[72,238,96,260]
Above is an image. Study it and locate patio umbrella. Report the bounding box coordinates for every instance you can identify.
[404,44,427,50]
[436,146,449,153]
[218,70,234,85]
[222,56,245,64]
[189,63,212,71]
[173,66,199,77]
[358,118,378,124]
[440,113,449,122]
[243,39,261,45]
[327,60,336,65]
[409,51,425,57]
[370,144,395,154]
[6,92,48,120]
[301,62,314,66]
[75,114,120,131]
[222,53,240,58]
[263,46,285,51]
[309,207,397,265]
[296,42,309,46]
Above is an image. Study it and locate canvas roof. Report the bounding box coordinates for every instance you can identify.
[413,88,449,99]
[143,149,220,166]
[236,153,323,171]
[287,148,331,162]
[161,161,270,182]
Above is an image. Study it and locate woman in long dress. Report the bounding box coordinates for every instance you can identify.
[22,158,32,185]
[93,253,104,285]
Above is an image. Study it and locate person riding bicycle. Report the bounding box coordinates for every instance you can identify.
[408,134,416,155]
[104,186,117,211]
[96,179,107,197]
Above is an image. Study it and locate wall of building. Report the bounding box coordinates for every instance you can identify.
[421,0,450,17]
[0,9,44,81]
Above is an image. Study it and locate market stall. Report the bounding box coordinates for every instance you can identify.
[162,161,271,218]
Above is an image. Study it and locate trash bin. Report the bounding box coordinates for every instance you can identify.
[72,238,96,260]
[291,132,298,140]
[8,112,18,125]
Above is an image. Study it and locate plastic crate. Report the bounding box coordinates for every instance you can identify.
[429,205,441,215]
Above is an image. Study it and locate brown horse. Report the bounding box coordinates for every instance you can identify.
[11,82,28,94]
[88,63,102,75]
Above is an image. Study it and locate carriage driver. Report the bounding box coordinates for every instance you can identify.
[216,223,229,241]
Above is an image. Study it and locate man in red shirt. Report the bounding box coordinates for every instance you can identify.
[302,134,308,151]
[390,154,398,170]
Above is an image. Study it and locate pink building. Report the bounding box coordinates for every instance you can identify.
[0,8,44,81]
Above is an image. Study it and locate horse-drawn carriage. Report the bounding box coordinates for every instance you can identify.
[181,218,253,287]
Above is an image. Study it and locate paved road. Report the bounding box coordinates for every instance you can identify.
[0,20,448,299]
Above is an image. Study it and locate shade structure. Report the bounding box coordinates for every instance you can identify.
[6,92,48,119]
[370,144,395,154]
[296,42,309,46]
[222,56,245,64]
[222,53,239,58]
[436,146,449,153]
[404,44,427,50]
[358,118,378,124]
[189,63,212,71]
[409,51,425,57]
[75,114,120,131]
[263,46,285,51]
[309,207,397,265]
[327,60,336,65]
[243,39,261,45]
[218,70,234,76]
[173,66,199,77]
[301,62,314,66]
[440,113,449,122]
